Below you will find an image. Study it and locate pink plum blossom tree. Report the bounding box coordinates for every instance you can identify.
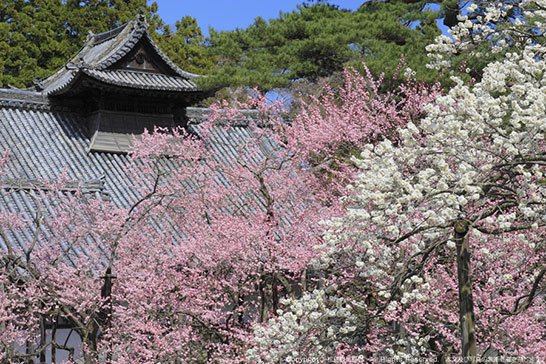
[0,64,438,363]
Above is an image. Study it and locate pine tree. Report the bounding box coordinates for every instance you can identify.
[152,15,215,75]
[201,2,442,94]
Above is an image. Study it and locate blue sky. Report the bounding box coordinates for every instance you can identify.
[153,1,363,37]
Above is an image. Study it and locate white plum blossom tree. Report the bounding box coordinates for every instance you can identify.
[248,7,546,363]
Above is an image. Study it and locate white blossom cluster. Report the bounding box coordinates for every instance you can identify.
[427,0,546,70]
[248,9,546,360]
[246,289,360,363]
[339,44,546,338]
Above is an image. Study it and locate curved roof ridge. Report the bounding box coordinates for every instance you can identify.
[94,16,201,80]
[0,88,49,110]
[42,16,145,94]
[42,14,203,95]
[94,16,148,70]
[88,21,130,45]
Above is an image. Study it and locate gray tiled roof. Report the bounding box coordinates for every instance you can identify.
[0,91,271,255]
[42,15,200,95]
[0,182,109,264]
[0,106,137,208]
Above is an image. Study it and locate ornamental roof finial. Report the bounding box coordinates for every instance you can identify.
[136,8,147,25]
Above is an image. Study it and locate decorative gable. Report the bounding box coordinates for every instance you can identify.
[116,42,169,74]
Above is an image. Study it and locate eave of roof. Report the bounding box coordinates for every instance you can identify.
[45,74,203,100]
[84,69,198,92]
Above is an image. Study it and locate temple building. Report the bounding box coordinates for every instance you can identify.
[0,14,259,214]
[0,15,262,363]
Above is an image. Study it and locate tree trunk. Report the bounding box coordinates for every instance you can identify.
[82,333,99,364]
[51,317,58,364]
[258,274,267,323]
[272,273,279,313]
[0,282,14,361]
[25,339,34,362]
[39,315,46,363]
[454,220,477,363]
